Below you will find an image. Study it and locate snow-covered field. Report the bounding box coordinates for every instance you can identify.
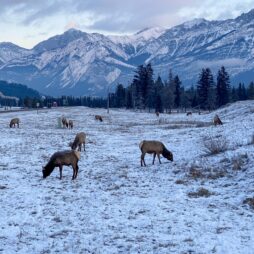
[0,101,254,254]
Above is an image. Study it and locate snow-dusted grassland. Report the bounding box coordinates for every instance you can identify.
[0,101,254,254]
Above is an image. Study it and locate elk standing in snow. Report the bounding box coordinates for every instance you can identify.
[139,140,173,167]
[68,120,73,129]
[155,112,160,117]
[69,132,86,151]
[10,118,20,128]
[95,115,103,122]
[42,150,80,180]
[186,112,192,116]
[62,117,69,128]
[213,114,223,126]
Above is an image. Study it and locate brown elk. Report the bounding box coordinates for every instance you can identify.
[42,150,80,180]
[68,120,73,129]
[139,140,173,167]
[155,112,160,117]
[186,112,192,116]
[95,115,103,122]
[69,132,86,151]
[62,117,69,128]
[10,118,20,128]
[213,114,223,126]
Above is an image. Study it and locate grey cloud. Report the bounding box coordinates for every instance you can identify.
[0,0,254,32]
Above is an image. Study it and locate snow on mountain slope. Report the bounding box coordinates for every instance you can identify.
[1,9,254,95]
[109,26,166,50]
[0,101,254,253]
[0,42,30,64]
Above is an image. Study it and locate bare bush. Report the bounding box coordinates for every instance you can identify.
[243,197,254,209]
[203,135,229,155]
[231,153,248,171]
[188,188,213,198]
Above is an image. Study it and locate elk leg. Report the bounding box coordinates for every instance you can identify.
[152,153,156,165]
[83,143,86,151]
[157,153,161,164]
[59,165,63,179]
[141,153,146,167]
[75,164,79,179]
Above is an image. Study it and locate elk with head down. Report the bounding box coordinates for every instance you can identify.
[139,140,173,167]
[69,132,86,152]
[10,118,20,128]
[42,150,80,180]
[95,115,103,122]
[213,114,223,126]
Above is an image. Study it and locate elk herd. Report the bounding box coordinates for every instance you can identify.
[8,112,223,180]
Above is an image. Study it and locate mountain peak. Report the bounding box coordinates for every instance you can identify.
[182,18,208,29]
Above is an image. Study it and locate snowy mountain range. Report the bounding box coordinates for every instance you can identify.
[0,9,254,96]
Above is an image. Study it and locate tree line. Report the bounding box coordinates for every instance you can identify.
[109,64,254,112]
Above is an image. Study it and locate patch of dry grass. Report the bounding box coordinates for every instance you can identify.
[243,197,254,209]
[188,188,213,198]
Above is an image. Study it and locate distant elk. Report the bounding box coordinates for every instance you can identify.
[155,112,160,117]
[62,117,69,128]
[95,115,103,122]
[10,118,20,128]
[186,112,192,116]
[68,120,73,129]
[42,150,80,180]
[213,114,223,126]
[139,140,173,167]
[69,132,86,152]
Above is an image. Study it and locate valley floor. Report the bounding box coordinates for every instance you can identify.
[0,101,254,254]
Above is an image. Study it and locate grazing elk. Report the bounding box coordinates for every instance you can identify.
[213,114,223,126]
[139,140,173,167]
[10,118,20,128]
[69,132,86,151]
[42,150,80,180]
[62,117,69,128]
[68,120,73,129]
[155,112,160,117]
[95,115,103,122]
[186,112,192,116]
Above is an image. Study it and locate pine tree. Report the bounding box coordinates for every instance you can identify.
[247,81,254,99]
[231,87,238,102]
[115,84,125,107]
[174,75,181,108]
[216,66,230,107]
[197,68,215,110]
[145,63,155,111]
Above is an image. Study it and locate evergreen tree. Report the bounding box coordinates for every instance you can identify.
[247,82,254,99]
[231,87,238,102]
[145,63,155,111]
[216,66,230,107]
[174,75,181,108]
[115,83,125,107]
[197,68,215,109]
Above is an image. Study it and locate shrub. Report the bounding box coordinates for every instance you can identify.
[203,135,229,155]
[243,197,254,209]
[188,188,213,198]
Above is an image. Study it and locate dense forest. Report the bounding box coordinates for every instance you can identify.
[108,64,254,112]
[1,64,254,111]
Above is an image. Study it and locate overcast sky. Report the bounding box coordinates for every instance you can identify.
[0,0,254,48]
